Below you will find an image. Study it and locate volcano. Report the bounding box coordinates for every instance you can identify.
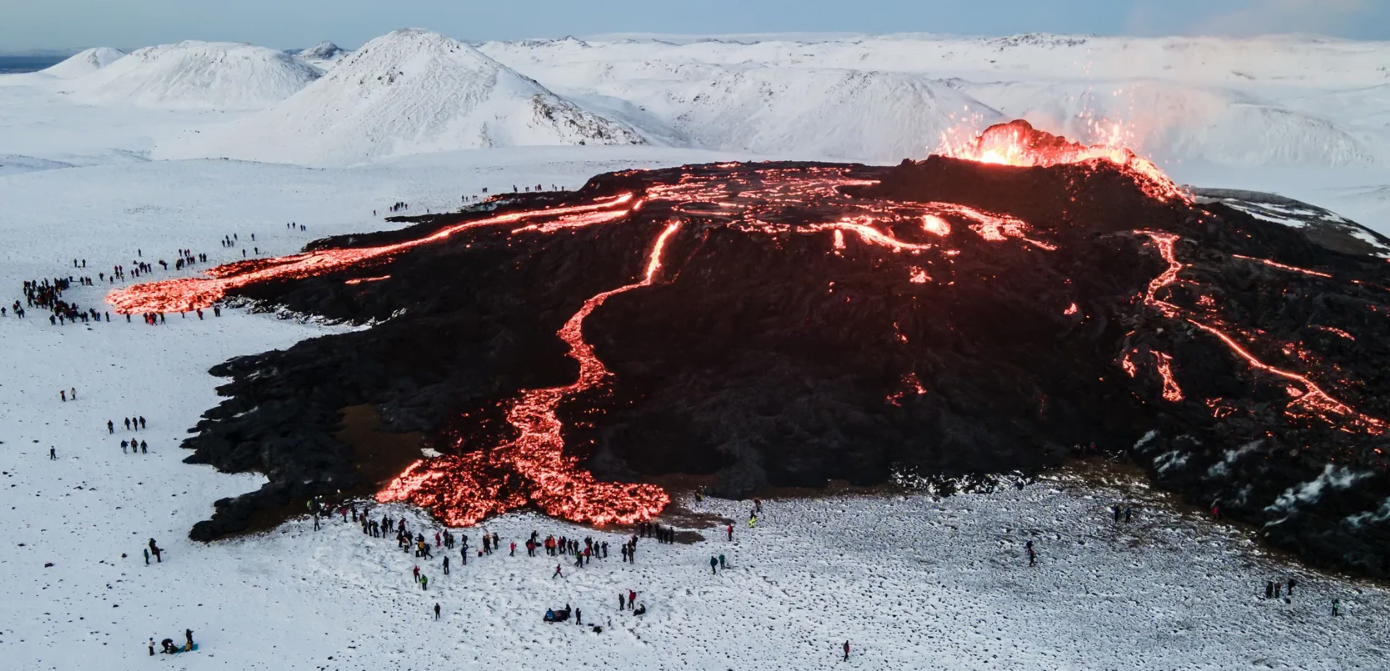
[111,123,1390,577]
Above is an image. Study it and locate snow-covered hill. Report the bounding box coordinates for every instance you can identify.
[162,30,642,164]
[69,41,320,110]
[294,41,348,70]
[40,47,125,79]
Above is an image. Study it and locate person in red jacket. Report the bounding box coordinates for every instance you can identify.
[843,641,850,661]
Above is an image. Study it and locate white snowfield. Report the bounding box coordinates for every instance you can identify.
[67,41,321,110]
[2,28,1390,670]
[162,30,644,165]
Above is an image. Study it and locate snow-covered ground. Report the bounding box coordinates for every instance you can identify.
[3,29,1390,670]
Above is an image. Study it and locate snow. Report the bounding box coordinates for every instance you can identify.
[67,41,321,111]
[161,30,643,165]
[3,28,1390,670]
[39,47,125,79]
[294,41,348,70]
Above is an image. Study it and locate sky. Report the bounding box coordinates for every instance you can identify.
[2,0,1388,51]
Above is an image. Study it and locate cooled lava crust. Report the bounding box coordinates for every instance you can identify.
[114,138,1390,576]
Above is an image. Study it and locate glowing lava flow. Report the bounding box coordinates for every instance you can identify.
[1137,230,1383,432]
[938,119,1189,203]
[376,222,683,526]
[106,195,636,314]
[1231,254,1333,279]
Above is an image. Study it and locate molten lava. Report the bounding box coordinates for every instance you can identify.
[377,222,683,526]
[938,119,1188,203]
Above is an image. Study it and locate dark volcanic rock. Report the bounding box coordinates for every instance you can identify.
[178,157,1390,577]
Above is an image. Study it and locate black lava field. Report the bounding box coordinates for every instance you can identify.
[137,135,1390,577]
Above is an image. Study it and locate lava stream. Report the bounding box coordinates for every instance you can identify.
[1136,230,1382,432]
[106,195,635,314]
[377,222,683,526]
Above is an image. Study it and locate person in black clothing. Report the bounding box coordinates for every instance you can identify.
[443,556,450,575]
[185,629,194,648]
[1266,581,1274,599]
[1288,578,1297,597]
[434,603,441,620]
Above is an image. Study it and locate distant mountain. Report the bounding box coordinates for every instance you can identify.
[295,41,349,69]
[69,41,319,110]
[41,47,125,78]
[164,29,642,164]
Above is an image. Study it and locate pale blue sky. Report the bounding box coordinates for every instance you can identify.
[3,0,1387,51]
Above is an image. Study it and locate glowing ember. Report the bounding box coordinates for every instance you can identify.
[938,120,1188,203]
[344,275,390,285]
[1153,352,1184,402]
[922,214,952,237]
[909,267,930,284]
[886,372,927,406]
[1064,303,1079,316]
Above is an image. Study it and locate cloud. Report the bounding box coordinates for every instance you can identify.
[1130,0,1376,38]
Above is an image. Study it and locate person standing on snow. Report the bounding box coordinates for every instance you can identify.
[619,592,625,610]
[107,420,114,434]
[442,556,450,575]
[843,641,850,661]
[710,556,718,574]
[49,447,56,460]
[434,603,441,620]
[420,574,428,590]
[553,564,563,579]
[727,524,733,541]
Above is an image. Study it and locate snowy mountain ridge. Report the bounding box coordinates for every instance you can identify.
[67,40,320,110]
[40,47,125,78]
[161,29,642,165]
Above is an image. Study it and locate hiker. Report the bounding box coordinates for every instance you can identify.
[1266,581,1274,599]
[107,420,114,434]
[510,541,516,556]
[727,524,733,541]
[1026,540,1036,567]
[413,565,420,582]
[185,629,194,649]
[49,447,56,460]
[1112,505,1121,523]
[628,590,637,609]
[1288,578,1297,597]
[1124,507,1133,523]
[1332,598,1341,616]
[553,564,563,579]
[619,592,625,610]
[420,574,428,590]
[710,556,718,574]
[148,638,155,656]
[844,641,850,661]
[442,556,450,575]
[140,440,147,454]
[575,608,582,626]
[719,554,726,570]
[434,603,441,620]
